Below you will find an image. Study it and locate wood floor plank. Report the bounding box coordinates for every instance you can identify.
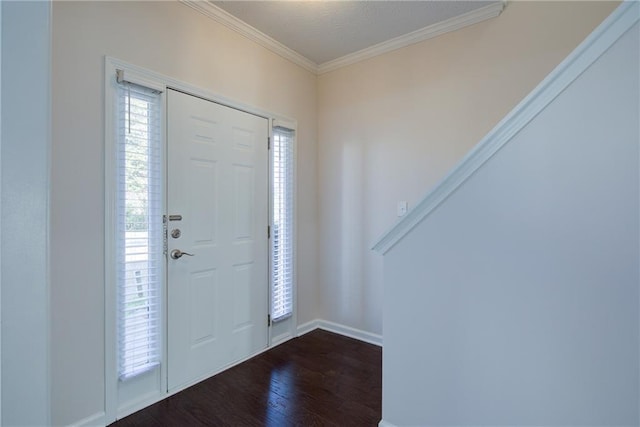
[111,330,381,426]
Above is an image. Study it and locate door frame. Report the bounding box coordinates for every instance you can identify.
[104,57,298,424]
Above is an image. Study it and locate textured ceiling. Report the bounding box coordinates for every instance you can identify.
[212,1,498,65]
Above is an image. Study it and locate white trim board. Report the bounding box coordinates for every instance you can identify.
[179,0,504,75]
[378,420,398,427]
[179,0,316,73]
[318,2,504,74]
[271,331,295,347]
[372,1,640,255]
[296,319,319,337]
[297,319,383,347]
[66,411,105,427]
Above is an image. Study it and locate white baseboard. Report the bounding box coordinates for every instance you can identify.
[297,319,383,347]
[271,331,295,346]
[378,420,397,427]
[296,319,320,336]
[117,390,166,422]
[67,411,105,427]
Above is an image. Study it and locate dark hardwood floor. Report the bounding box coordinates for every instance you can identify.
[111,330,382,426]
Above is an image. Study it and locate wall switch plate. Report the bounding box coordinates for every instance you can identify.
[397,201,408,217]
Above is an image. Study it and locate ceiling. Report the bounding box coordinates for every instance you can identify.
[184,1,504,73]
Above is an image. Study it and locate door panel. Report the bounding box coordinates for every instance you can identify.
[167,89,268,392]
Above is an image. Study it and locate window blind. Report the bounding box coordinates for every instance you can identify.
[272,126,294,321]
[116,81,162,380]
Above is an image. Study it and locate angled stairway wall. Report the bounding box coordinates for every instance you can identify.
[375,3,639,426]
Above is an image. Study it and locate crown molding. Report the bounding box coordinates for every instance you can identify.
[180,1,506,76]
[179,0,318,74]
[317,1,505,74]
[372,0,638,255]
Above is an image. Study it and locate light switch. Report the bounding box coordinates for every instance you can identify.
[397,201,408,217]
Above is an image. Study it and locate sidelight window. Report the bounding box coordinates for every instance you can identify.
[115,80,162,379]
[271,125,295,321]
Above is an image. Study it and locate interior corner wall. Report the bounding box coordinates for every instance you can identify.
[1,1,51,426]
[316,1,620,337]
[51,2,317,425]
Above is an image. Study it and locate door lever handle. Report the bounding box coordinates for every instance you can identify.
[170,249,195,260]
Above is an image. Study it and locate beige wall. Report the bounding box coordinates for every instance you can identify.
[51,2,317,425]
[317,1,618,336]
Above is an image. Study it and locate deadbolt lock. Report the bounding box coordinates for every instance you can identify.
[171,229,181,239]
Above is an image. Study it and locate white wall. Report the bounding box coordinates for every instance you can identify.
[51,2,317,425]
[317,1,618,336]
[1,1,51,425]
[383,17,639,426]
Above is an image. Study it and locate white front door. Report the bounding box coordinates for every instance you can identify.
[166,89,269,392]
